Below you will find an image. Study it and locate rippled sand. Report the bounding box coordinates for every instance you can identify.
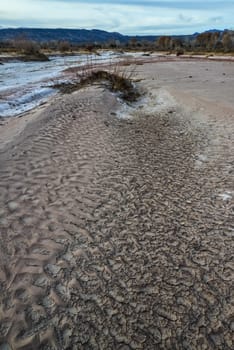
[0,59,233,349]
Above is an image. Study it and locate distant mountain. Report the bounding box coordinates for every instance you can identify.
[0,27,128,44]
[204,29,224,33]
[0,27,228,45]
[0,27,199,44]
[193,29,225,36]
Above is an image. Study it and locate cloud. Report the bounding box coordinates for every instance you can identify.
[0,0,233,35]
[178,14,193,23]
[210,16,223,24]
[39,0,233,10]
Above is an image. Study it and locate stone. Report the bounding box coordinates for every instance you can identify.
[8,201,19,211]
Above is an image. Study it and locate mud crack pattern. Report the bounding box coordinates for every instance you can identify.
[0,87,233,349]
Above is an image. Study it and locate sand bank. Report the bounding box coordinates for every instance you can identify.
[0,59,233,349]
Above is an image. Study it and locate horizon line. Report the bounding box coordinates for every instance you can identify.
[0,26,230,37]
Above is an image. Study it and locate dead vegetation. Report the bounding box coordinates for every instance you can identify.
[53,60,140,102]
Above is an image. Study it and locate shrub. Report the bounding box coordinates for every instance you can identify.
[58,41,71,52]
[53,69,139,102]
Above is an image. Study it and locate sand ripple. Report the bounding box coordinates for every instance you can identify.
[0,84,233,349]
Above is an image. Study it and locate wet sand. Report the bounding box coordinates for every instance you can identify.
[0,59,233,349]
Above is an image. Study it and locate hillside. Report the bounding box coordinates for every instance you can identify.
[0,27,197,44]
[0,28,128,44]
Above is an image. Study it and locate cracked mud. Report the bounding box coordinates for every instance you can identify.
[0,63,233,350]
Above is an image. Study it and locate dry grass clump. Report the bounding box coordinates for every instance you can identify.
[53,60,140,102]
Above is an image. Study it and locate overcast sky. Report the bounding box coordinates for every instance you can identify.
[0,0,233,35]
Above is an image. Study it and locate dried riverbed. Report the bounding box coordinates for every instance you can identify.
[0,59,233,349]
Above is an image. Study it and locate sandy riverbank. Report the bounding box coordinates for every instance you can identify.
[0,59,233,349]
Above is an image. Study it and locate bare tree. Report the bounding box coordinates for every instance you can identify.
[13,34,41,54]
[156,36,173,51]
[58,41,71,52]
[222,31,233,52]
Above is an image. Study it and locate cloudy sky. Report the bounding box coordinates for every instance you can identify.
[0,0,233,35]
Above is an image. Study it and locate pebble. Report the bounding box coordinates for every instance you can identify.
[7,201,19,211]
[45,264,61,277]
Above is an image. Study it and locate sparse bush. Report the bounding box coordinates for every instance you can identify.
[14,36,40,55]
[53,58,139,102]
[176,50,184,56]
[58,41,71,52]
[12,34,49,61]
[110,58,137,82]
